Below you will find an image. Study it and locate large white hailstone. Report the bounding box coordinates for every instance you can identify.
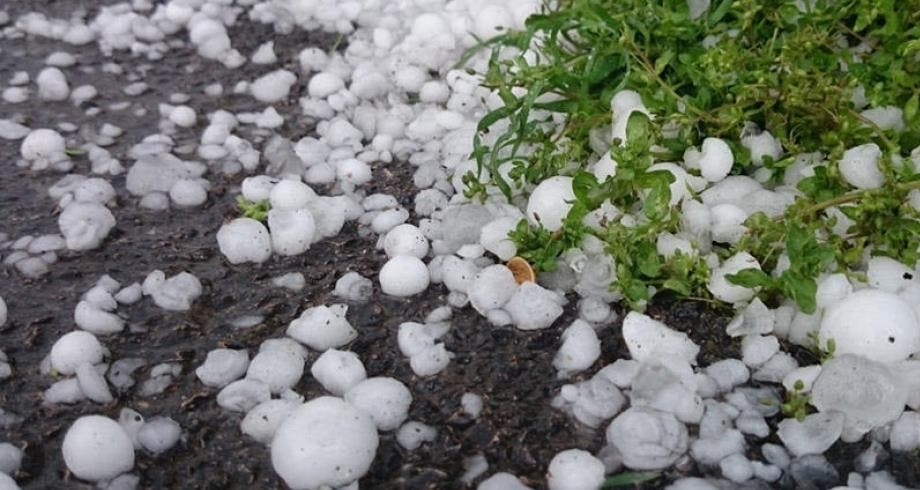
[137,417,181,455]
[819,289,920,363]
[271,397,378,490]
[441,256,479,294]
[622,312,700,365]
[246,348,305,394]
[526,176,574,232]
[379,255,430,296]
[480,472,532,490]
[250,69,297,103]
[242,399,299,445]
[839,143,884,189]
[75,362,113,403]
[468,265,518,314]
[607,407,689,470]
[62,415,134,482]
[648,162,697,206]
[811,354,907,438]
[269,179,316,210]
[195,348,249,388]
[217,218,272,264]
[709,203,748,244]
[861,106,905,132]
[866,256,915,293]
[345,377,412,431]
[610,90,650,144]
[217,378,271,412]
[168,179,207,207]
[698,137,734,182]
[504,282,565,330]
[0,296,7,327]
[311,349,367,396]
[479,217,518,261]
[168,105,197,127]
[383,224,429,259]
[58,202,116,251]
[36,67,69,101]
[268,208,316,256]
[741,130,783,165]
[50,331,104,375]
[241,175,277,202]
[336,158,372,186]
[707,252,761,303]
[545,449,605,490]
[553,320,601,378]
[21,128,67,168]
[815,273,853,309]
[307,72,344,98]
[287,304,357,351]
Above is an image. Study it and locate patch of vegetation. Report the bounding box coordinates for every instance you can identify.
[236,196,271,221]
[464,0,920,311]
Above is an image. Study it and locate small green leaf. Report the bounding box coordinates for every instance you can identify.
[726,268,773,289]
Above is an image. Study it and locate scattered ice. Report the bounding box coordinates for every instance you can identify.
[242,399,299,445]
[479,472,532,490]
[334,272,373,302]
[553,320,601,378]
[468,265,517,314]
[0,442,22,475]
[20,128,69,171]
[36,67,69,101]
[839,143,884,189]
[819,289,920,363]
[379,255,430,297]
[889,411,920,452]
[196,349,249,388]
[217,218,272,264]
[607,407,688,470]
[526,176,574,232]
[397,421,437,451]
[622,312,699,365]
[141,270,202,311]
[216,379,271,412]
[50,331,104,375]
[504,282,565,330]
[251,70,297,103]
[273,272,306,292]
[137,417,181,455]
[707,252,760,303]
[777,412,845,457]
[246,346,305,394]
[76,362,114,403]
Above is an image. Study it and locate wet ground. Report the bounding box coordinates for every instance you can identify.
[1,1,919,489]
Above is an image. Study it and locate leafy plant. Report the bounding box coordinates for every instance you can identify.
[780,379,812,422]
[462,0,920,312]
[236,196,271,221]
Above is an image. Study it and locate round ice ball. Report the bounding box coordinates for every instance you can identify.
[269,179,316,210]
[344,377,412,431]
[271,397,378,490]
[216,218,272,264]
[379,255,429,296]
[21,128,65,161]
[526,176,574,232]
[383,224,429,259]
[546,449,605,490]
[50,331,104,375]
[819,289,920,363]
[62,415,135,482]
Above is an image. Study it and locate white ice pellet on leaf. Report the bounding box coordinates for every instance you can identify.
[271,397,378,490]
[58,202,115,251]
[546,449,605,490]
[610,90,650,144]
[479,217,518,261]
[696,137,734,182]
[383,224,429,259]
[287,304,357,351]
[526,176,574,232]
[268,208,316,256]
[196,349,249,388]
[246,348,305,394]
[504,282,565,331]
[839,143,884,189]
[741,129,783,166]
[819,289,920,363]
[345,377,412,431]
[860,106,905,132]
[50,331,104,375]
[137,417,181,455]
[379,255,430,297]
[310,349,367,396]
[217,379,271,412]
[269,179,316,210]
[217,218,272,264]
[707,252,761,303]
[468,265,518,314]
[36,67,69,101]
[62,415,134,482]
[622,312,699,365]
[553,320,601,379]
[250,69,296,103]
[397,421,437,451]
